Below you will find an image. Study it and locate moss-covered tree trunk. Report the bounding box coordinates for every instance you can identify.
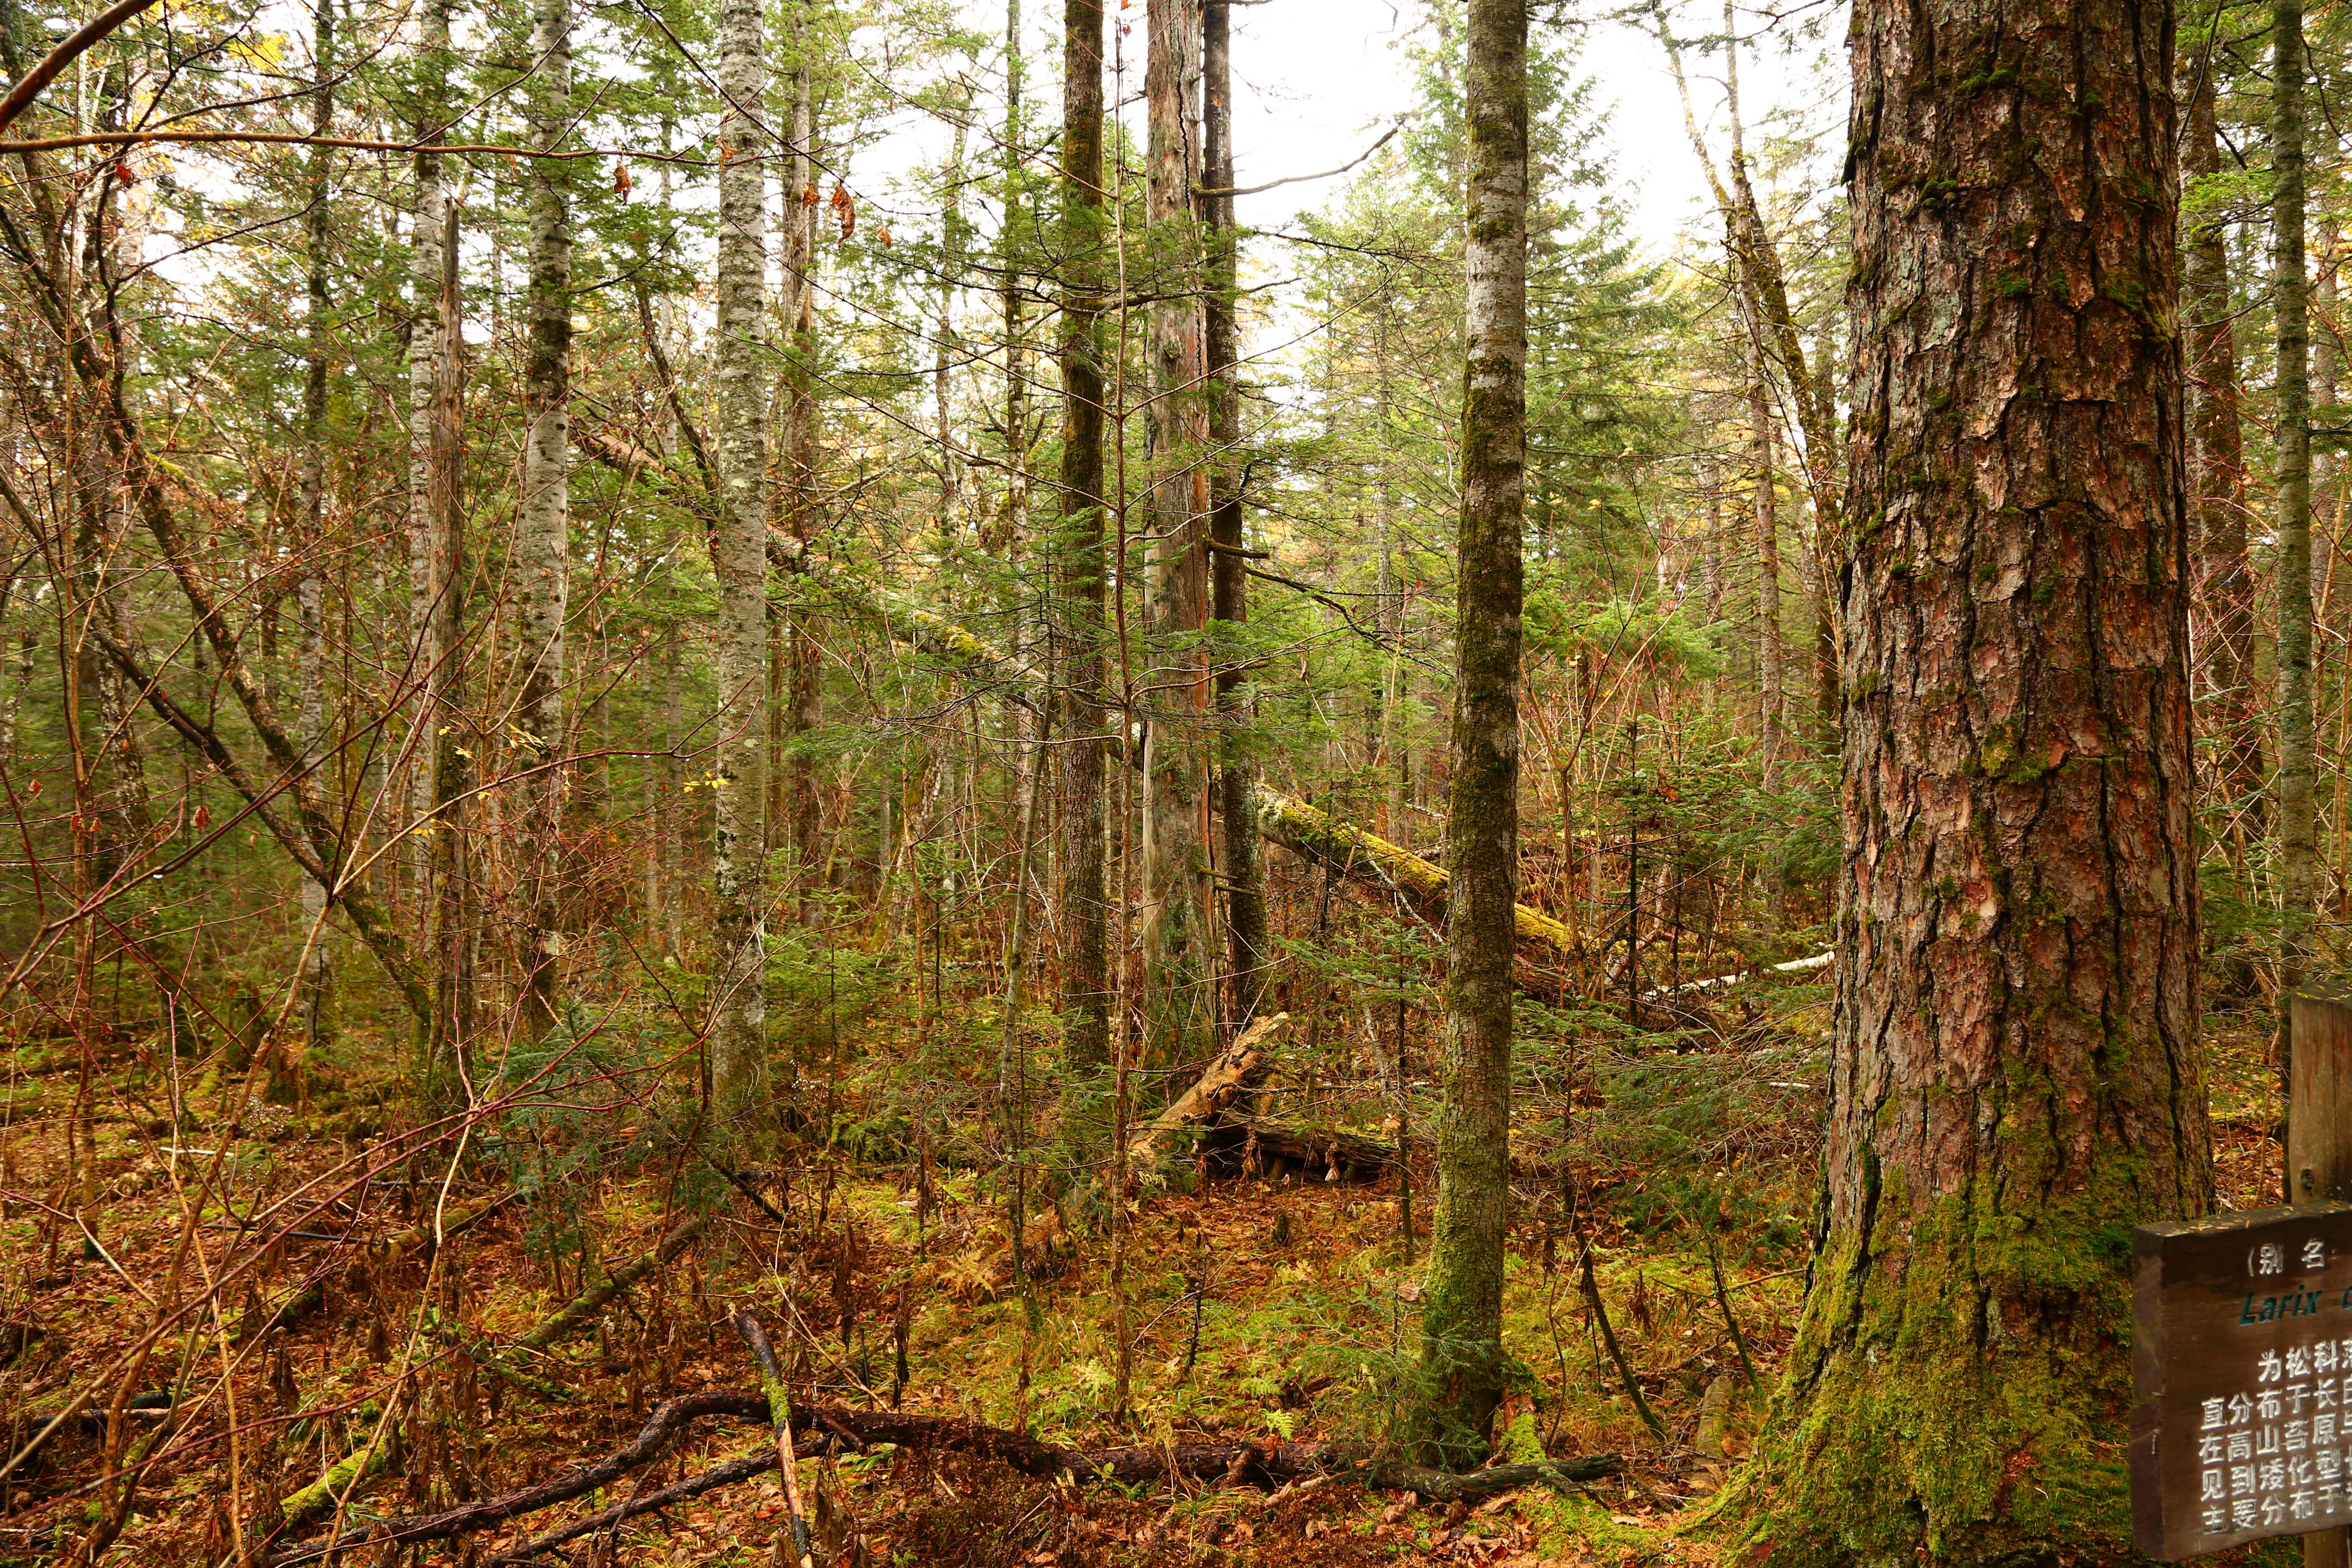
[1754,0,2214,1552]
[1419,0,1525,1469]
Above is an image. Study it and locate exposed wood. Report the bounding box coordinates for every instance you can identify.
[1127,1010,1287,1162]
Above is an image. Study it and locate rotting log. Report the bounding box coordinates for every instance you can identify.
[1251,792,1580,1001]
[1127,1011,1287,1163]
[516,1213,708,1350]
[266,1392,1621,1564]
[1206,1113,1392,1183]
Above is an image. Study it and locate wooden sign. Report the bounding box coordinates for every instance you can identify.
[2133,1203,2352,1559]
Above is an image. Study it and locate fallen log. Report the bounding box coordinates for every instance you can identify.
[1127,1011,1288,1164]
[1643,949,1832,998]
[837,595,1710,1017]
[517,1213,708,1350]
[266,1392,1620,1564]
[1205,1113,1393,1184]
[1251,793,1584,1003]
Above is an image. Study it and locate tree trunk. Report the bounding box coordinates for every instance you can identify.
[404,0,455,920]
[1420,0,1526,1468]
[1141,0,1213,1068]
[1057,0,1112,1162]
[1202,0,1266,1033]
[1761,0,2213,1550]
[2277,0,2318,989]
[294,0,334,1051]
[1749,310,1785,784]
[782,13,822,902]
[407,0,468,1077]
[2184,65,2263,827]
[514,0,573,1041]
[710,0,772,1139]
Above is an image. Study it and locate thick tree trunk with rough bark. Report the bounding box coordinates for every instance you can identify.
[1058,0,1112,1161]
[1203,0,1266,1033]
[1141,0,1213,1068]
[514,0,572,1041]
[1752,0,2213,1552]
[2184,68,2262,830]
[1419,0,1525,1469]
[710,0,771,1139]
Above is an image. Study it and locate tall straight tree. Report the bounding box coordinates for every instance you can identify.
[709,0,772,1135]
[294,0,334,1049]
[1420,0,1526,1466]
[1057,0,1112,1155]
[514,0,573,1040]
[1202,0,1266,1030]
[408,0,469,1070]
[1759,0,2211,1548]
[405,0,457,919]
[2275,0,2318,987]
[1140,0,1213,1065]
[779,3,821,895]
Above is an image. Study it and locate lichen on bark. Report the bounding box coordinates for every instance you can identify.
[1716,0,2214,1553]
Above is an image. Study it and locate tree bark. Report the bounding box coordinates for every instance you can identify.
[710,0,772,1140]
[514,0,573,1041]
[406,0,468,1077]
[781,11,822,903]
[1202,0,1266,1033]
[1420,0,1526,1468]
[404,0,455,921]
[1057,0,1112,1162]
[2276,0,2318,982]
[1141,0,1213,1068]
[1761,0,2213,1550]
[294,0,334,1050]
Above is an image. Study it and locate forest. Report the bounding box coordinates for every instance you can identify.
[0,0,2322,1556]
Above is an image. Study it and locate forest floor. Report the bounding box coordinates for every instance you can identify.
[0,989,2291,1567]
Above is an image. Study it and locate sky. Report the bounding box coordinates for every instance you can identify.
[1204,0,1846,256]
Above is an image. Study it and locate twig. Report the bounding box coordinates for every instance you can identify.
[1707,1235,1763,1390]
[1570,1205,1668,1440]
[267,1395,1625,1564]
[731,1311,815,1568]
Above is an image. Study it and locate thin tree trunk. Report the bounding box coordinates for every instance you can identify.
[1057,0,1112,1161]
[2278,0,2317,991]
[710,0,772,1139]
[1202,0,1265,1033]
[404,0,454,920]
[1420,0,1526,1469]
[294,0,334,1051]
[514,0,573,1041]
[1748,314,1784,784]
[1764,0,2211,1548]
[783,12,822,902]
[405,0,469,1077]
